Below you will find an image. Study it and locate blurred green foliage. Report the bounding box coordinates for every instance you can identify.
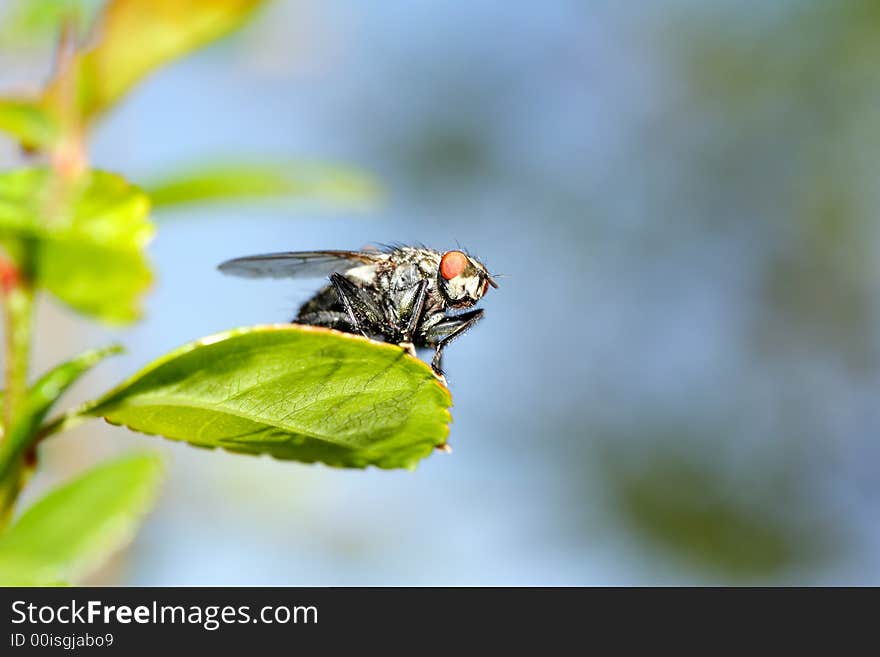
[541,1,880,580]
[665,0,880,369]
[0,99,59,149]
[601,445,830,580]
[147,162,381,212]
[42,0,265,124]
[0,454,164,585]
[0,344,122,518]
[0,168,154,323]
[0,1,102,46]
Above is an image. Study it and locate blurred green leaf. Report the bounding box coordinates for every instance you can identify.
[0,167,154,323]
[76,325,453,469]
[604,450,829,580]
[0,345,123,485]
[0,555,68,585]
[43,0,266,121]
[0,453,163,585]
[0,99,59,148]
[147,162,381,211]
[0,0,101,47]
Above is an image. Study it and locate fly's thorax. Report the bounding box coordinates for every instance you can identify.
[376,255,439,314]
[343,260,384,286]
[388,260,426,289]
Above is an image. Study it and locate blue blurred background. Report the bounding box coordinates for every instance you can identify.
[3,0,880,584]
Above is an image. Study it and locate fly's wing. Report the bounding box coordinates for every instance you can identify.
[217,250,383,279]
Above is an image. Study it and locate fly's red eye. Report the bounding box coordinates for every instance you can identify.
[440,250,468,280]
[481,279,490,296]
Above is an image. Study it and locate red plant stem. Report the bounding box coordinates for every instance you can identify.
[1,257,33,436]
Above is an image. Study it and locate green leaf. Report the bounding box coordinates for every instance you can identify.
[0,547,71,585]
[43,0,266,121]
[0,345,123,485]
[0,99,59,148]
[77,325,453,469]
[0,453,163,585]
[0,167,154,323]
[0,559,69,586]
[147,162,381,211]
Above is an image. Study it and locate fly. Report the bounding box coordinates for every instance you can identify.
[218,245,498,377]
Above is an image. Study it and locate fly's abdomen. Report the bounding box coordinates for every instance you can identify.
[296,284,341,319]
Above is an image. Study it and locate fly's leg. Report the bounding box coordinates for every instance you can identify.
[396,280,429,356]
[423,309,485,375]
[330,272,385,338]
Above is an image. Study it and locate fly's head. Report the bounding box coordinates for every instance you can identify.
[436,250,497,309]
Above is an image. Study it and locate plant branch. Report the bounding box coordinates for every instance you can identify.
[34,411,90,444]
[1,259,33,433]
[0,254,34,526]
